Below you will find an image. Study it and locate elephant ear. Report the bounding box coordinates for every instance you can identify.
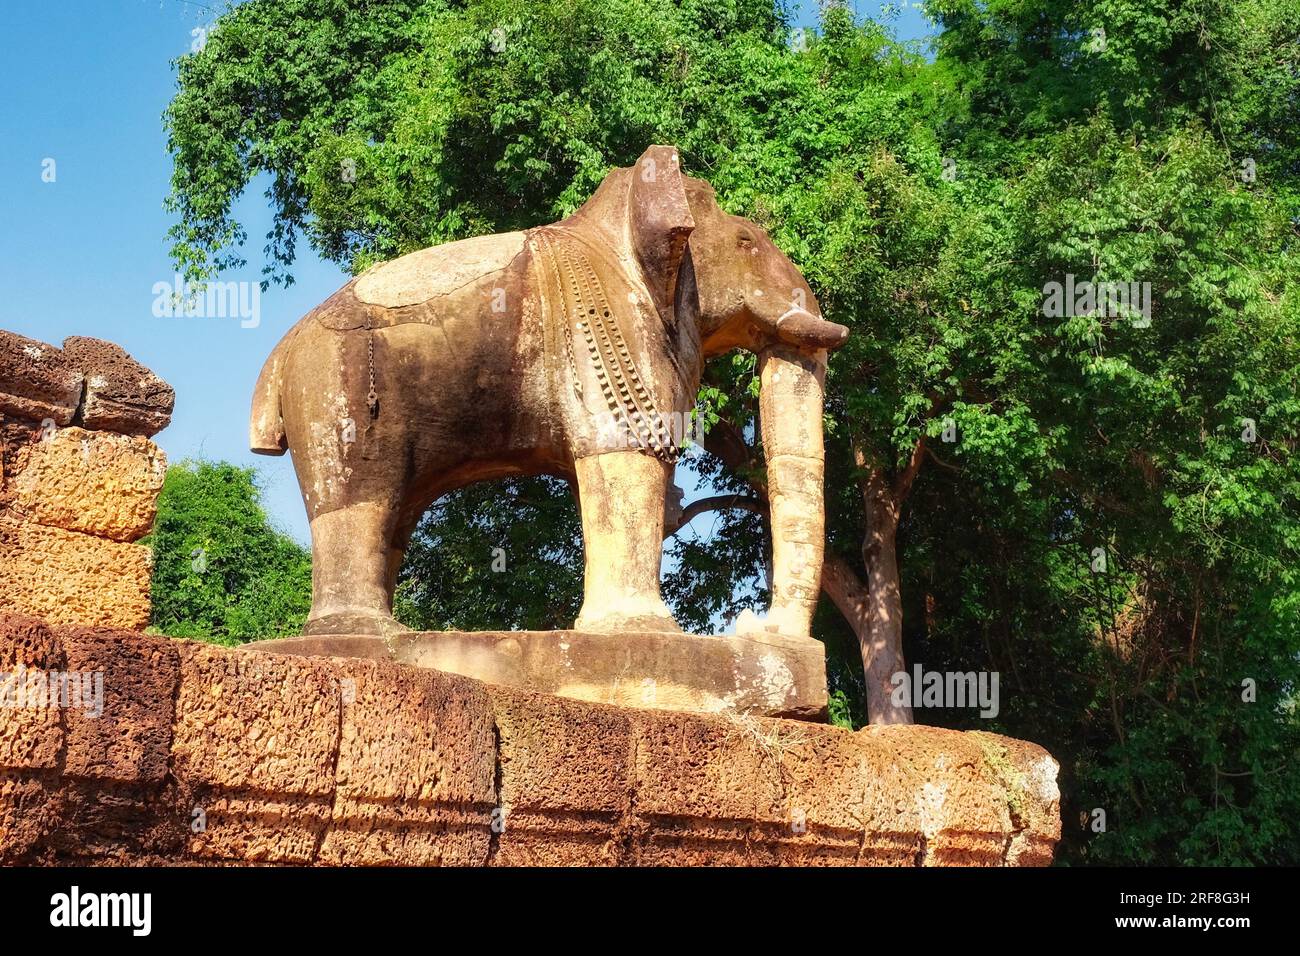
[628,145,695,314]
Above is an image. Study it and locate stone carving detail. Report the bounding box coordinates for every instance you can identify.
[251,145,848,639]
[0,331,173,629]
[534,226,676,461]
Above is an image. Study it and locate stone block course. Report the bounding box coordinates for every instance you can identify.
[6,427,167,542]
[0,329,173,631]
[0,332,83,427]
[0,615,1062,867]
[0,517,153,629]
[61,336,175,438]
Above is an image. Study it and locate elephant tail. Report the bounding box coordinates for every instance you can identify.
[249,326,297,456]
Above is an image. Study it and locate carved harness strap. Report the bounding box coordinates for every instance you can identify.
[533,226,678,463]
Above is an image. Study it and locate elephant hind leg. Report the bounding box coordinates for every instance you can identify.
[304,500,411,637]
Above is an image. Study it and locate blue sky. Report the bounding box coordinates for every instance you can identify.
[1,0,930,546]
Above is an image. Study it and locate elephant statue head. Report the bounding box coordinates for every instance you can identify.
[250,144,846,642]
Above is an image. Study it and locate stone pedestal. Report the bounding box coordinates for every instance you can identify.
[246,628,829,721]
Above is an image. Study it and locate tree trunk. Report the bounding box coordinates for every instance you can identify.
[851,438,925,724]
[861,498,912,724]
[822,550,912,723]
[700,422,921,723]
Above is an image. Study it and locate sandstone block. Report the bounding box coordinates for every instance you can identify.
[319,658,496,866]
[6,427,167,541]
[0,772,64,864]
[489,686,634,866]
[0,332,83,427]
[61,337,174,437]
[883,725,1011,866]
[971,730,1062,866]
[0,614,66,862]
[42,780,191,864]
[59,628,178,782]
[1,418,42,496]
[172,642,340,863]
[253,627,830,720]
[631,709,787,865]
[44,624,189,866]
[0,613,65,770]
[0,517,152,629]
[769,724,880,866]
[858,725,1064,866]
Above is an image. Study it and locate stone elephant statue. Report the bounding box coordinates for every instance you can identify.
[250,145,847,639]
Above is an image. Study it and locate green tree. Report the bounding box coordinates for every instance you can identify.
[148,461,313,644]
[912,0,1300,865]
[394,477,584,630]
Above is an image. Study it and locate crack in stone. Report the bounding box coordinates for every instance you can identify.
[309,669,348,865]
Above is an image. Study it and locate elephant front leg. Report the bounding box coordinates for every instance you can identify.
[573,451,682,633]
[305,500,410,637]
[736,344,830,641]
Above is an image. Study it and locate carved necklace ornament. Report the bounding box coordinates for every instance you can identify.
[532,226,678,462]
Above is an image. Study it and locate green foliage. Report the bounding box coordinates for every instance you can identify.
[147,461,312,645]
[164,0,1300,864]
[907,0,1300,868]
[164,0,785,283]
[394,477,583,630]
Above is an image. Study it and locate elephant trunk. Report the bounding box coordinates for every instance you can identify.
[755,342,828,639]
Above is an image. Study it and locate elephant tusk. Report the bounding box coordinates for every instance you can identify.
[774,308,850,350]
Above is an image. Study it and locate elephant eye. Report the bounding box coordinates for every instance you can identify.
[737,230,754,247]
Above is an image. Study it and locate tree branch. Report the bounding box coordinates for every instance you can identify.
[664,494,768,538]
[926,444,962,472]
[892,434,927,502]
[821,550,871,625]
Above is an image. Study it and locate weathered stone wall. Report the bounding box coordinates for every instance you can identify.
[0,615,1061,866]
[0,331,173,630]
